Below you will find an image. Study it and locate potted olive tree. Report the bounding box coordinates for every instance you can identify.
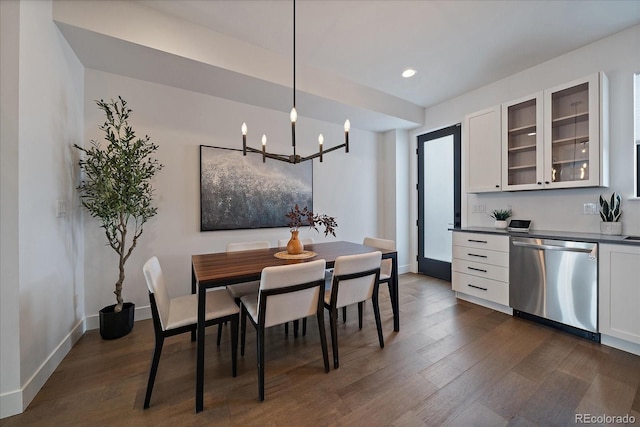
[75,97,163,339]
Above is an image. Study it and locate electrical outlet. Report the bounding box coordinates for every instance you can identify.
[472,204,486,213]
[583,203,598,215]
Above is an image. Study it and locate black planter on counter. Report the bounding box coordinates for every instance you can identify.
[99,302,135,340]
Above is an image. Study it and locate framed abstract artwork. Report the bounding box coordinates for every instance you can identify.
[200,145,313,231]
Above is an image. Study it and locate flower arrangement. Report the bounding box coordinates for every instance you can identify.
[489,209,513,221]
[285,204,337,237]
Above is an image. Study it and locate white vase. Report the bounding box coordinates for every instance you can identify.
[494,220,508,229]
[600,222,622,235]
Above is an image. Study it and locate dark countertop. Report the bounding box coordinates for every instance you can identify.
[451,226,640,246]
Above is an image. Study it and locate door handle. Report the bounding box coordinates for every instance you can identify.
[467,266,487,273]
[468,284,487,291]
[511,241,595,254]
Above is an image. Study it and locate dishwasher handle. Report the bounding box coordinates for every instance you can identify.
[512,240,595,254]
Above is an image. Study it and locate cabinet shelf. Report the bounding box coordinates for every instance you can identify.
[552,135,589,145]
[552,158,589,166]
[508,124,537,136]
[508,144,536,152]
[552,111,589,127]
[508,164,536,171]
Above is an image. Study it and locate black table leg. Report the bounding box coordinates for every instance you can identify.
[196,282,205,413]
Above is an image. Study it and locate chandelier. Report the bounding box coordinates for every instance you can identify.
[242,0,350,164]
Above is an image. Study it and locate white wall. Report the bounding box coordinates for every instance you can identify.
[1,0,23,418]
[0,0,85,418]
[83,70,380,321]
[408,24,640,270]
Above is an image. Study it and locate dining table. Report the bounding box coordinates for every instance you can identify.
[190,240,399,412]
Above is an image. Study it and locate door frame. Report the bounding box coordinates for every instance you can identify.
[417,124,461,281]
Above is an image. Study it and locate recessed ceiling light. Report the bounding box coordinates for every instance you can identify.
[402,68,417,78]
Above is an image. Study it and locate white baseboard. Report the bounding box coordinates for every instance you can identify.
[601,334,640,356]
[0,318,84,419]
[1,305,152,419]
[0,388,22,419]
[454,291,513,315]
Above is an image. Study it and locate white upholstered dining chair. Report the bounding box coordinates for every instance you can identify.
[215,240,270,345]
[341,237,396,323]
[324,251,383,369]
[142,256,239,409]
[240,259,330,401]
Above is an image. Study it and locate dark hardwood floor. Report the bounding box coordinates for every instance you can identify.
[4,274,639,426]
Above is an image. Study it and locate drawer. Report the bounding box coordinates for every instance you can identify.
[452,258,509,282]
[452,245,509,267]
[452,271,509,306]
[453,232,509,252]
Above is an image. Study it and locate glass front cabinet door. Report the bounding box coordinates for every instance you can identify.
[543,73,608,189]
[501,72,608,191]
[502,93,544,191]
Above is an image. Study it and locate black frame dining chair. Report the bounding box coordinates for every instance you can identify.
[324,251,383,369]
[142,256,239,409]
[240,259,330,401]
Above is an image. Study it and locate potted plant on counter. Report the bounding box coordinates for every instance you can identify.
[599,192,622,235]
[75,96,163,339]
[284,204,337,254]
[489,208,512,229]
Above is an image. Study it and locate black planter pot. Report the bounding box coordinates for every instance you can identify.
[99,302,135,340]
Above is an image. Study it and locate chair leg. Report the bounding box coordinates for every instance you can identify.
[387,281,398,316]
[316,309,330,373]
[293,319,299,338]
[240,305,247,356]
[358,302,364,330]
[329,307,339,369]
[342,306,347,323]
[216,323,223,346]
[230,315,239,377]
[284,322,288,335]
[302,318,307,336]
[257,325,265,401]
[143,334,164,409]
[372,294,384,349]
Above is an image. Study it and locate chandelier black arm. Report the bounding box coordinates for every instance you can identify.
[244,141,347,164]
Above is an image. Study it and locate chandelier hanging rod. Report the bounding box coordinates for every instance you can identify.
[241,0,350,164]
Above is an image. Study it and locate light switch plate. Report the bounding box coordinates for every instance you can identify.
[583,203,598,215]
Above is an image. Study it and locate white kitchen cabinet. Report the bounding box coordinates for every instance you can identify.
[502,93,544,191]
[599,244,640,345]
[464,106,502,193]
[452,232,509,306]
[543,73,608,189]
[500,72,609,191]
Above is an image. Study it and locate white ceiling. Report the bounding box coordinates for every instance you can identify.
[137,0,640,108]
[55,0,640,131]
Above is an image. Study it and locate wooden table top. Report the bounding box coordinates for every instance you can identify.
[192,240,396,287]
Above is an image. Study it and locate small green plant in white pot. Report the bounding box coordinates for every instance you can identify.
[489,209,512,229]
[599,192,622,235]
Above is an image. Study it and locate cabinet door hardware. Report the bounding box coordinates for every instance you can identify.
[467,267,487,273]
[468,239,487,244]
[468,284,488,291]
[468,253,487,258]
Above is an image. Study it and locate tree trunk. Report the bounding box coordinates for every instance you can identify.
[114,251,126,313]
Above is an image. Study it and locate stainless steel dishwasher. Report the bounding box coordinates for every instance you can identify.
[509,236,599,341]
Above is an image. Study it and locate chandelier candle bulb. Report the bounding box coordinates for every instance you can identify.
[344,119,350,152]
[261,134,267,163]
[319,134,324,162]
[241,123,247,154]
